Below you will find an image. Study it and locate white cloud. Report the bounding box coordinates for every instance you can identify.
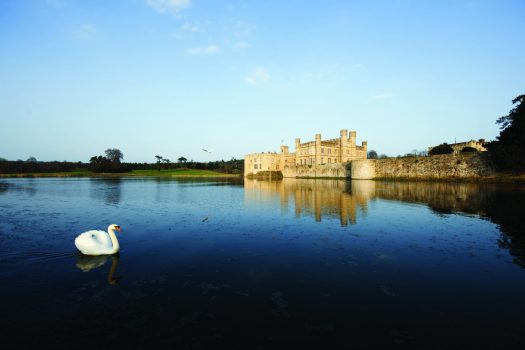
[234,21,256,38]
[146,0,191,13]
[234,41,250,48]
[246,68,270,85]
[371,93,394,100]
[181,22,199,32]
[46,0,66,8]
[75,24,96,39]
[186,45,219,55]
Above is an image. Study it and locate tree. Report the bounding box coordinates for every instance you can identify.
[487,94,525,171]
[155,155,163,172]
[429,143,454,155]
[89,149,127,173]
[178,156,187,163]
[0,157,7,162]
[105,149,123,163]
[367,150,378,159]
[461,146,478,153]
[26,156,37,162]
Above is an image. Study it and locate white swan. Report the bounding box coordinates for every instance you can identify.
[75,224,122,255]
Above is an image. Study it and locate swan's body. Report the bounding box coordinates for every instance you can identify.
[75,224,121,255]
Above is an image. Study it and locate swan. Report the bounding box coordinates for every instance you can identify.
[75,224,122,255]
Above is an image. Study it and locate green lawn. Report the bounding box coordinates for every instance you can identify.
[0,168,238,178]
[129,169,236,177]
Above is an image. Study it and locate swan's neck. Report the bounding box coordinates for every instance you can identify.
[107,227,120,253]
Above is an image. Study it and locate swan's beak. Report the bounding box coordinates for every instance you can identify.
[115,226,121,232]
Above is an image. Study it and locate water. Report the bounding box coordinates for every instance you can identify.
[1,177,524,348]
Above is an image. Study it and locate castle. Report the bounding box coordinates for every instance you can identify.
[428,139,488,154]
[244,129,367,177]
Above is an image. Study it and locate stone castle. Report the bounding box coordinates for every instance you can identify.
[244,129,367,177]
[428,139,488,154]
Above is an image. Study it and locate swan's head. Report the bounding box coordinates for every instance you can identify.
[109,224,122,232]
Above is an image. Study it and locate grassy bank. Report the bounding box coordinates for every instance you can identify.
[0,169,239,178]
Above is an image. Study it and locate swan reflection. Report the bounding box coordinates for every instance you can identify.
[76,254,120,285]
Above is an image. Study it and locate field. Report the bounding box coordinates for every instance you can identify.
[0,169,238,178]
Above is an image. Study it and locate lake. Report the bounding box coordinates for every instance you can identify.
[1,177,525,348]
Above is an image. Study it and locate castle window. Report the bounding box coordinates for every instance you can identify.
[321,148,324,154]
[328,158,331,163]
[254,164,258,169]
[328,149,331,154]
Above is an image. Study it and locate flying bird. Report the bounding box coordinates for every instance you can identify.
[202,149,212,154]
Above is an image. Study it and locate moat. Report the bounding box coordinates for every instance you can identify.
[1,177,525,348]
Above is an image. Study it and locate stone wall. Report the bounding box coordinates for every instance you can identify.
[280,153,493,180]
[374,152,493,179]
[349,159,376,179]
[283,163,347,178]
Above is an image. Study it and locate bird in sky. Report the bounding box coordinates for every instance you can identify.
[202,149,212,154]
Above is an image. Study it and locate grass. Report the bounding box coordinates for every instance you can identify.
[129,169,237,177]
[0,168,239,178]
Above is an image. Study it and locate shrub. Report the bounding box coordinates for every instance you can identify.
[461,146,478,153]
[429,143,454,155]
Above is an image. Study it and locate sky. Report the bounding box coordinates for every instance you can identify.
[1,0,524,162]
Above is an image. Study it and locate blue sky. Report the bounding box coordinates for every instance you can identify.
[1,0,524,162]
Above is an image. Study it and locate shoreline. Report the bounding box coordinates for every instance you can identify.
[248,174,525,184]
[0,170,242,178]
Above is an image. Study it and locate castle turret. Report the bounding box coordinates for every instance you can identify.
[340,129,348,162]
[362,141,368,157]
[280,145,289,155]
[349,131,356,147]
[315,134,321,165]
[295,138,301,165]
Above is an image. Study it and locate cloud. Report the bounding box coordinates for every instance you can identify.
[75,24,96,39]
[46,0,66,8]
[146,0,191,13]
[371,93,394,100]
[304,63,342,81]
[246,68,270,85]
[234,21,256,38]
[186,45,219,55]
[181,22,199,32]
[234,41,250,48]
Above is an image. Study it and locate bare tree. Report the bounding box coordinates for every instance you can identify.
[155,155,163,172]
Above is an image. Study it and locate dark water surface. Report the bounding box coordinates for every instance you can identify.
[1,177,525,348]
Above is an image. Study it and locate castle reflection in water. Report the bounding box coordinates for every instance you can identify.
[245,179,372,226]
[245,178,525,266]
[244,178,492,226]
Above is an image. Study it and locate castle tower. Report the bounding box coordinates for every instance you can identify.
[362,141,368,157]
[295,138,301,165]
[315,133,321,165]
[340,129,348,162]
[280,145,289,155]
[349,131,356,147]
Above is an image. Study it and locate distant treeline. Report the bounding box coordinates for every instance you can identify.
[0,158,244,174]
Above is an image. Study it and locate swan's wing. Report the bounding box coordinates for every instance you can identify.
[75,230,112,255]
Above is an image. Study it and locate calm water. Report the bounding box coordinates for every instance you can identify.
[1,177,525,348]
